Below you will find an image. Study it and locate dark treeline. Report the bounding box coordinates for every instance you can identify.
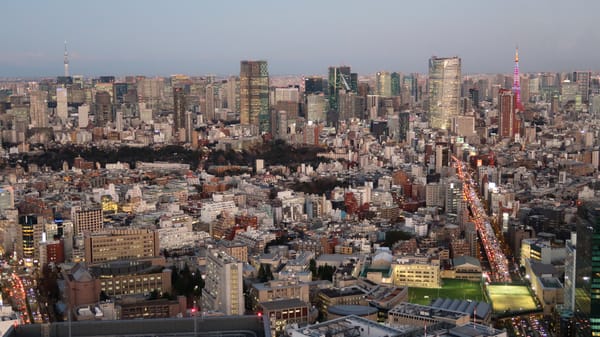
[207,139,328,169]
[6,145,203,171]
[2,140,329,172]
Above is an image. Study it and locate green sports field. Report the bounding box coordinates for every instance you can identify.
[487,284,537,313]
[408,279,485,305]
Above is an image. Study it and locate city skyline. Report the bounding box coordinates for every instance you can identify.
[1,0,599,77]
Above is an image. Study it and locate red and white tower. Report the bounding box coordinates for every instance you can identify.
[512,47,522,110]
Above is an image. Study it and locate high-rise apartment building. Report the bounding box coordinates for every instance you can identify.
[78,104,89,128]
[445,180,463,215]
[173,86,186,133]
[56,87,68,122]
[376,71,392,97]
[240,60,269,133]
[225,76,240,113]
[564,233,576,312]
[205,82,221,123]
[498,89,518,139]
[29,90,48,128]
[202,250,244,315]
[428,56,461,129]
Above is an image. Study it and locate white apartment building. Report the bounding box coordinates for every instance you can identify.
[201,250,245,315]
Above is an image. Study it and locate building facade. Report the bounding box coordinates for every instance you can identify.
[201,250,245,315]
[498,89,519,139]
[72,207,103,235]
[240,60,269,133]
[390,258,441,288]
[428,56,461,129]
[84,229,160,264]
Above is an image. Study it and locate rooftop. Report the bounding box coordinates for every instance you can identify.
[539,277,562,289]
[259,298,309,311]
[320,286,368,298]
[289,315,409,337]
[2,316,268,337]
[390,302,469,322]
[327,305,378,316]
[429,298,491,320]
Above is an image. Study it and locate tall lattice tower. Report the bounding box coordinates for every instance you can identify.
[512,47,521,109]
[64,40,69,77]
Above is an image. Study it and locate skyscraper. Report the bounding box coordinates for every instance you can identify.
[428,56,461,129]
[403,74,419,102]
[29,90,48,128]
[304,76,324,94]
[576,201,600,337]
[398,111,410,142]
[78,104,89,128]
[564,233,576,312]
[328,66,356,112]
[498,89,518,139]
[391,72,401,97]
[56,87,68,122]
[240,60,269,133]
[225,76,240,113]
[574,71,591,103]
[376,71,392,97]
[205,82,220,123]
[173,87,186,132]
[64,40,69,77]
[94,91,112,126]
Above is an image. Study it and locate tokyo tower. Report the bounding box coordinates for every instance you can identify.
[512,47,522,110]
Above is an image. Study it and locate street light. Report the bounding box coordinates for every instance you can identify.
[192,300,197,337]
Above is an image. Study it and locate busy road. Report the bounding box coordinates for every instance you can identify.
[453,156,511,283]
[1,263,51,325]
[1,271,32,324]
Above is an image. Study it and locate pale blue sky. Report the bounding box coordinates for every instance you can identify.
[1,0,598,77]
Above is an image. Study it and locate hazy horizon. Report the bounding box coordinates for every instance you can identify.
[1,0,599,77]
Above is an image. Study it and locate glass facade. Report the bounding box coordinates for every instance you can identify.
[428,56,461,129]
[327,66,354,112]
[240,60,269,133]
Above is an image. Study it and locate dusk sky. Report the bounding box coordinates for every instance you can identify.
[1,0,599,77]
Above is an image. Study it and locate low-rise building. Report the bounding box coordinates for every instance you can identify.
[317,285,368,318]
[119,297,187,320]
[388,302,505,337]
[390,257,441,288]
[84,229,160,265]
[259,298,311,337]
[91,260,172,298]
[449,256,482,282]
[251,280,310,310]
